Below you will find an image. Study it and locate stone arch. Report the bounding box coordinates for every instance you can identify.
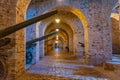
[44,27,69,55]
[44,22,73,54]
[36,5,88,63]
[53,6,88,61]
[38,14,76,57]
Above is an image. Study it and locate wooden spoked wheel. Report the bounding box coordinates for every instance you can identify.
[26,51,33,64]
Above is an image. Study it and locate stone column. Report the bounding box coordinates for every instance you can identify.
[87,0,112,65]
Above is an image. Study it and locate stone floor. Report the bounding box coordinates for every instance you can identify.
[17,49,120,80]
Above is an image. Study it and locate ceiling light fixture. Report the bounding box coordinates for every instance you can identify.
[55,18,60,23]
[56,29,59,32]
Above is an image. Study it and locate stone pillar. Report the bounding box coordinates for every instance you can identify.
[87,0,112,65]
[15,0,30,78]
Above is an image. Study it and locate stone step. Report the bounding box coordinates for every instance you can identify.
[103,54,120,70]
[107,61,120,64]
[112,55,120,58]
[112,57,120,59]
[104,61,120,71]
[112,56,120,58]
[112,58,120,62]
[112,60,120,62]
[111,54,120,62]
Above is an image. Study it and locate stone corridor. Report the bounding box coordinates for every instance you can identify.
[0,0,120,80]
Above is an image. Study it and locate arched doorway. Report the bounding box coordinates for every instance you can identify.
[44,23,71,57]
[38,6,88,62]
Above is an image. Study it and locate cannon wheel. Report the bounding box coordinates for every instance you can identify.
[0,56,7,79]
[26,51,33,64]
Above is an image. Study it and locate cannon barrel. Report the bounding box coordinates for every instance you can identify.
[0,10,58,39]
[26,31,58,48]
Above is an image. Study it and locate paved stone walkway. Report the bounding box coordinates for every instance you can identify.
[26,56,108,80]
[17,49,114,80]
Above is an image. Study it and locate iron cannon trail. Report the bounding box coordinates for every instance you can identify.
[0,10,58,39]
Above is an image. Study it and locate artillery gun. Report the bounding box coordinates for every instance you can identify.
[26,31,58,64]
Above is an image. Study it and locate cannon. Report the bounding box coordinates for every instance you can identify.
[0,10,58,47]
[26,31,58,47]
[26,31,58,49]
[26,31,58,64]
